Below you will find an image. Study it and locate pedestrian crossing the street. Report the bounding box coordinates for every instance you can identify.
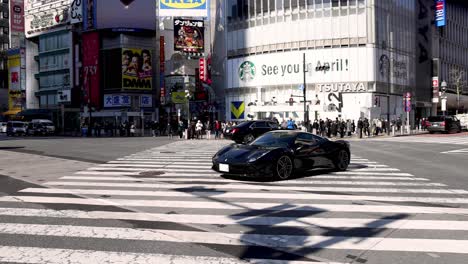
[371,134,468,145]
[1,140,468,263]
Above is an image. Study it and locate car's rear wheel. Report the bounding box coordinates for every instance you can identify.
[243,134,255,144]
[334,150,350,171]
[275,155,293,180]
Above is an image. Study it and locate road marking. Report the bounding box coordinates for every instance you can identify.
[58,176,446,187]
[1,224,468,254]
[4,196,468,214]
[19,188,468,204]
[2,207,468,231]
[441,148,468,154]
[0,246,256,264]
[44,181,462,194]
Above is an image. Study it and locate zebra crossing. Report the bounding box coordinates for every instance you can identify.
[371,134,468,145]
[1,140,468,263]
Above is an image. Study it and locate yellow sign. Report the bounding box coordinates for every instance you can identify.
[8,52,22,111]
[171,92,187,104]
[122,48,153,90]
[159,0,208,17]
[230,101,245,119]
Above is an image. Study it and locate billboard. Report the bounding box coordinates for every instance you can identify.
[174,19,204,53]
[122,48,153,90]
[96,0,155,30]
[24,2,70,38]
[159,0,208,17]
[8,50,22,111]
[82,32,100,107]
[10,0,24,33]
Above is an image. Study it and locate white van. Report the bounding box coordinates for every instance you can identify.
[31,119,56,135]
[455,114,468,130]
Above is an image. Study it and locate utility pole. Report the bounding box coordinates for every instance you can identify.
[303,53,308,126]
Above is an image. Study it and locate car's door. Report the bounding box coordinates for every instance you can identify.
[252,121,268,137]
[294,133,322,169]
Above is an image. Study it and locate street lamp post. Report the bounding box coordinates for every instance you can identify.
[303,53,308,127]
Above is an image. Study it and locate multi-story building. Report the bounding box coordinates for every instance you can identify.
[0,0,10,113]
[217,0,467,125]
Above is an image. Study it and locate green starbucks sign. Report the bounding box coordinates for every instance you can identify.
[238,61,256,81]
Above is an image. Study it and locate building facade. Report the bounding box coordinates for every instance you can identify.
[219,0,468,124]
[222,0,416,124]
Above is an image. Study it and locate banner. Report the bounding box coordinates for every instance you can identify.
[122,48,153,90]
[82,32,100,107]
[159,0,208,17]
[8,51,22,111]
[10,0,24,33]
[230,101,245,120]
[174,19,204,53]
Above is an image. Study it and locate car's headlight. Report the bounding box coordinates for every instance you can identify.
[248,152,268,163]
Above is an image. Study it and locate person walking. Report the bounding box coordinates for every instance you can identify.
[358,118,363,139]
[214,120,221,139]
[287,118,295,130]
[130,122,135,137]
[195,120,203,139]
[363,118,370,137]
[178,120,184,139]
[346,120,352,137]
[151,121,158,137]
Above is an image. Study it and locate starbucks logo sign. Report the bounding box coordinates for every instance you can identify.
[238,61,256,81]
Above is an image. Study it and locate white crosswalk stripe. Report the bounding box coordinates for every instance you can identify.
[371,135,468,145]
[1,140,468,264]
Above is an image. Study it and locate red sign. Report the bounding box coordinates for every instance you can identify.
[404,92,412,112]
[432,78,439,88]
[82,32,100,108]
[10,0,24,33]
[199,58,206,81]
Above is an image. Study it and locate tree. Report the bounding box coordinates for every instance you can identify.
[449,67,467,114]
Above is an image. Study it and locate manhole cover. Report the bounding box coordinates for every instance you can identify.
[160,151,175,154]
[136,171,165,177]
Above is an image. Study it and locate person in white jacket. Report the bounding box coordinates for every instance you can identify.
[195,120,203,139]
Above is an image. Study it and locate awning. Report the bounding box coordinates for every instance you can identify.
[1,109,21,116]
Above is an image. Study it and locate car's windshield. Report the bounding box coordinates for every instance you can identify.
[250,132,295,147]
[235,121,253,128]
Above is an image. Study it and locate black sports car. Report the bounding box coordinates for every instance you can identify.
[212,130,350,180]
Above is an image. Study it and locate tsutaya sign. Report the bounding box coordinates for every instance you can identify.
[317,83,369,93]
[228,47,375,89]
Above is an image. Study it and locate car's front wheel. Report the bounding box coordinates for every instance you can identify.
[334,150,350,171]
[275,155,293,180]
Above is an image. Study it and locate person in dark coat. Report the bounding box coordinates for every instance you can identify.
[358,118,364,139]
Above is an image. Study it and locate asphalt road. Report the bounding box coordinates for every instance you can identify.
[1,133,468,263]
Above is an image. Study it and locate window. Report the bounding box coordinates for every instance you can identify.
[269,0,275,11]
[295,133,317,144]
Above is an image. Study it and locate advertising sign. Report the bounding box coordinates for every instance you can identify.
[160,36,166,104]
[228,47,378,89]
[24,3,70,38]
[122,48,153,90]
[230,101,245,120]
[10,0,25,33]
[8,50,22,111]
[71,0,83,24]
[82,32,100,107]
[159,0,208,17]
[435,0,446,27]
[174,19,204,53]
[104,94,131,107]
[140,95,152,107]
[83,0,95,30]
[57,89,71,103]
[199,58,206,81]
[432,76,439,103]
[404,92,412,112]
[171,92,188,104]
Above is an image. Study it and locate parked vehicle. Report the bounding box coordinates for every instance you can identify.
[6,121,28,136]
[223,120,280,144]
[26,122,48,136]
[30,119,55,135]
[426,116,462,134]
[212,130,351,180]
[0,122,6,133]
[455,114,468,130]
